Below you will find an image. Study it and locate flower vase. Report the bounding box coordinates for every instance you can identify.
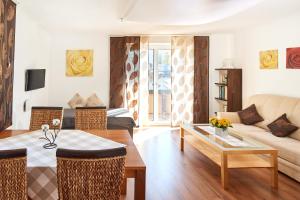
[215,127,228,137]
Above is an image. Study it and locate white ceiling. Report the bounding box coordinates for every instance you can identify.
[17,0,300,34]
[126,0,263,25]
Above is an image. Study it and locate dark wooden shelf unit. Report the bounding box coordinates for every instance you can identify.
[215,68,242,112]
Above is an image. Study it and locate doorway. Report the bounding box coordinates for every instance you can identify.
[148,42,171,125]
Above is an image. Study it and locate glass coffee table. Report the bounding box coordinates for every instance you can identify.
[180,124,278,189]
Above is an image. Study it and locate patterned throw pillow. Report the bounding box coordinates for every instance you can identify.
[68,93,86,108]
[86,93,105,107]
[267,114,298,137]
[237,104,264,125]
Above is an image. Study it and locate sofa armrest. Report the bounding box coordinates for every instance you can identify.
[217,112,241,123]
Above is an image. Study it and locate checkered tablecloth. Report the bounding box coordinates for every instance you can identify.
[0,130,126,200]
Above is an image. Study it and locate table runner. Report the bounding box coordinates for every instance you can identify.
[0,130,126,200]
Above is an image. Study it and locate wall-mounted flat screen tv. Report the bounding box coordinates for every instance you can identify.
[25,69,46,91]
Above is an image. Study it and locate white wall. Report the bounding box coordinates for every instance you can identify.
[234,12,300,103]
[48,32,109,107]
[12,7,51,129]
[11,3,300,130]
[209,33,235,115]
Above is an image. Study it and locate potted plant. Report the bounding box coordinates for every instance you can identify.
[209,117,232,137]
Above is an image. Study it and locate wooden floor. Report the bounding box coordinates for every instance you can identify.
[122,127,300,200]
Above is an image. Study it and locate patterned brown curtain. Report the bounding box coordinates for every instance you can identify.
[193,36,209,123]
[109,36,140,125]
[109,37,126,108]
[0,0,16,130]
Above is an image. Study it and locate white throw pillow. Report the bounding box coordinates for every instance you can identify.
[86,93,105,107]
[68,93,86,108]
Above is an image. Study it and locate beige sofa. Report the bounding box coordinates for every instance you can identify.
[218,94,300,182]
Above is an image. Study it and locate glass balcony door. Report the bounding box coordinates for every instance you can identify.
[148,46,171,125]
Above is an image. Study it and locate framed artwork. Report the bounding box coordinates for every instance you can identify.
[286,47,300,69]
[66,50,93,76]
[259,50,278,69]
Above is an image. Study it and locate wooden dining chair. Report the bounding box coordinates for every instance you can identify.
[56,147,126,200]
[0,149,27,200]
[75,106,107,130]
[30,107,63,131]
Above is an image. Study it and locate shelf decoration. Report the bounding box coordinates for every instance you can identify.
[218,86,227,100]
[286,47,300,69]
[221,74,227,84]
[40,119,61,149]
[260,49,278,69]
[222,58,234,68]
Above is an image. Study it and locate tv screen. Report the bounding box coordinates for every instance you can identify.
[25,69,46,91]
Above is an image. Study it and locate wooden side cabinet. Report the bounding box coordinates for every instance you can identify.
[214,68,242,112]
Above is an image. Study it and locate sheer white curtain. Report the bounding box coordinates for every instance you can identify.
[171,36,194,126]
[138,36,150,126]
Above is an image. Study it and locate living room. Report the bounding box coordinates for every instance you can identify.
[1,0,300,199]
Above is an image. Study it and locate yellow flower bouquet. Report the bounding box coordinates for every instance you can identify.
[209,117,232,130]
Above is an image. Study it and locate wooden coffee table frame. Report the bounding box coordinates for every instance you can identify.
[180,125,278,189]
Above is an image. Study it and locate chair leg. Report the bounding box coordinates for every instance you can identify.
[121,178,127,195]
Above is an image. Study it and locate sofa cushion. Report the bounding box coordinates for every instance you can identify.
[86,93,105,107]
[237,104,264,125]
[267,114,298,137]
[230,124,300,166]
[68,93,86,108]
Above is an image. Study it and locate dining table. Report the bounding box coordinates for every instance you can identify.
[0,129,146,200]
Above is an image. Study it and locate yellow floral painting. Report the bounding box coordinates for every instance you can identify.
[260,50,278,69]
[66,50,93,76]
